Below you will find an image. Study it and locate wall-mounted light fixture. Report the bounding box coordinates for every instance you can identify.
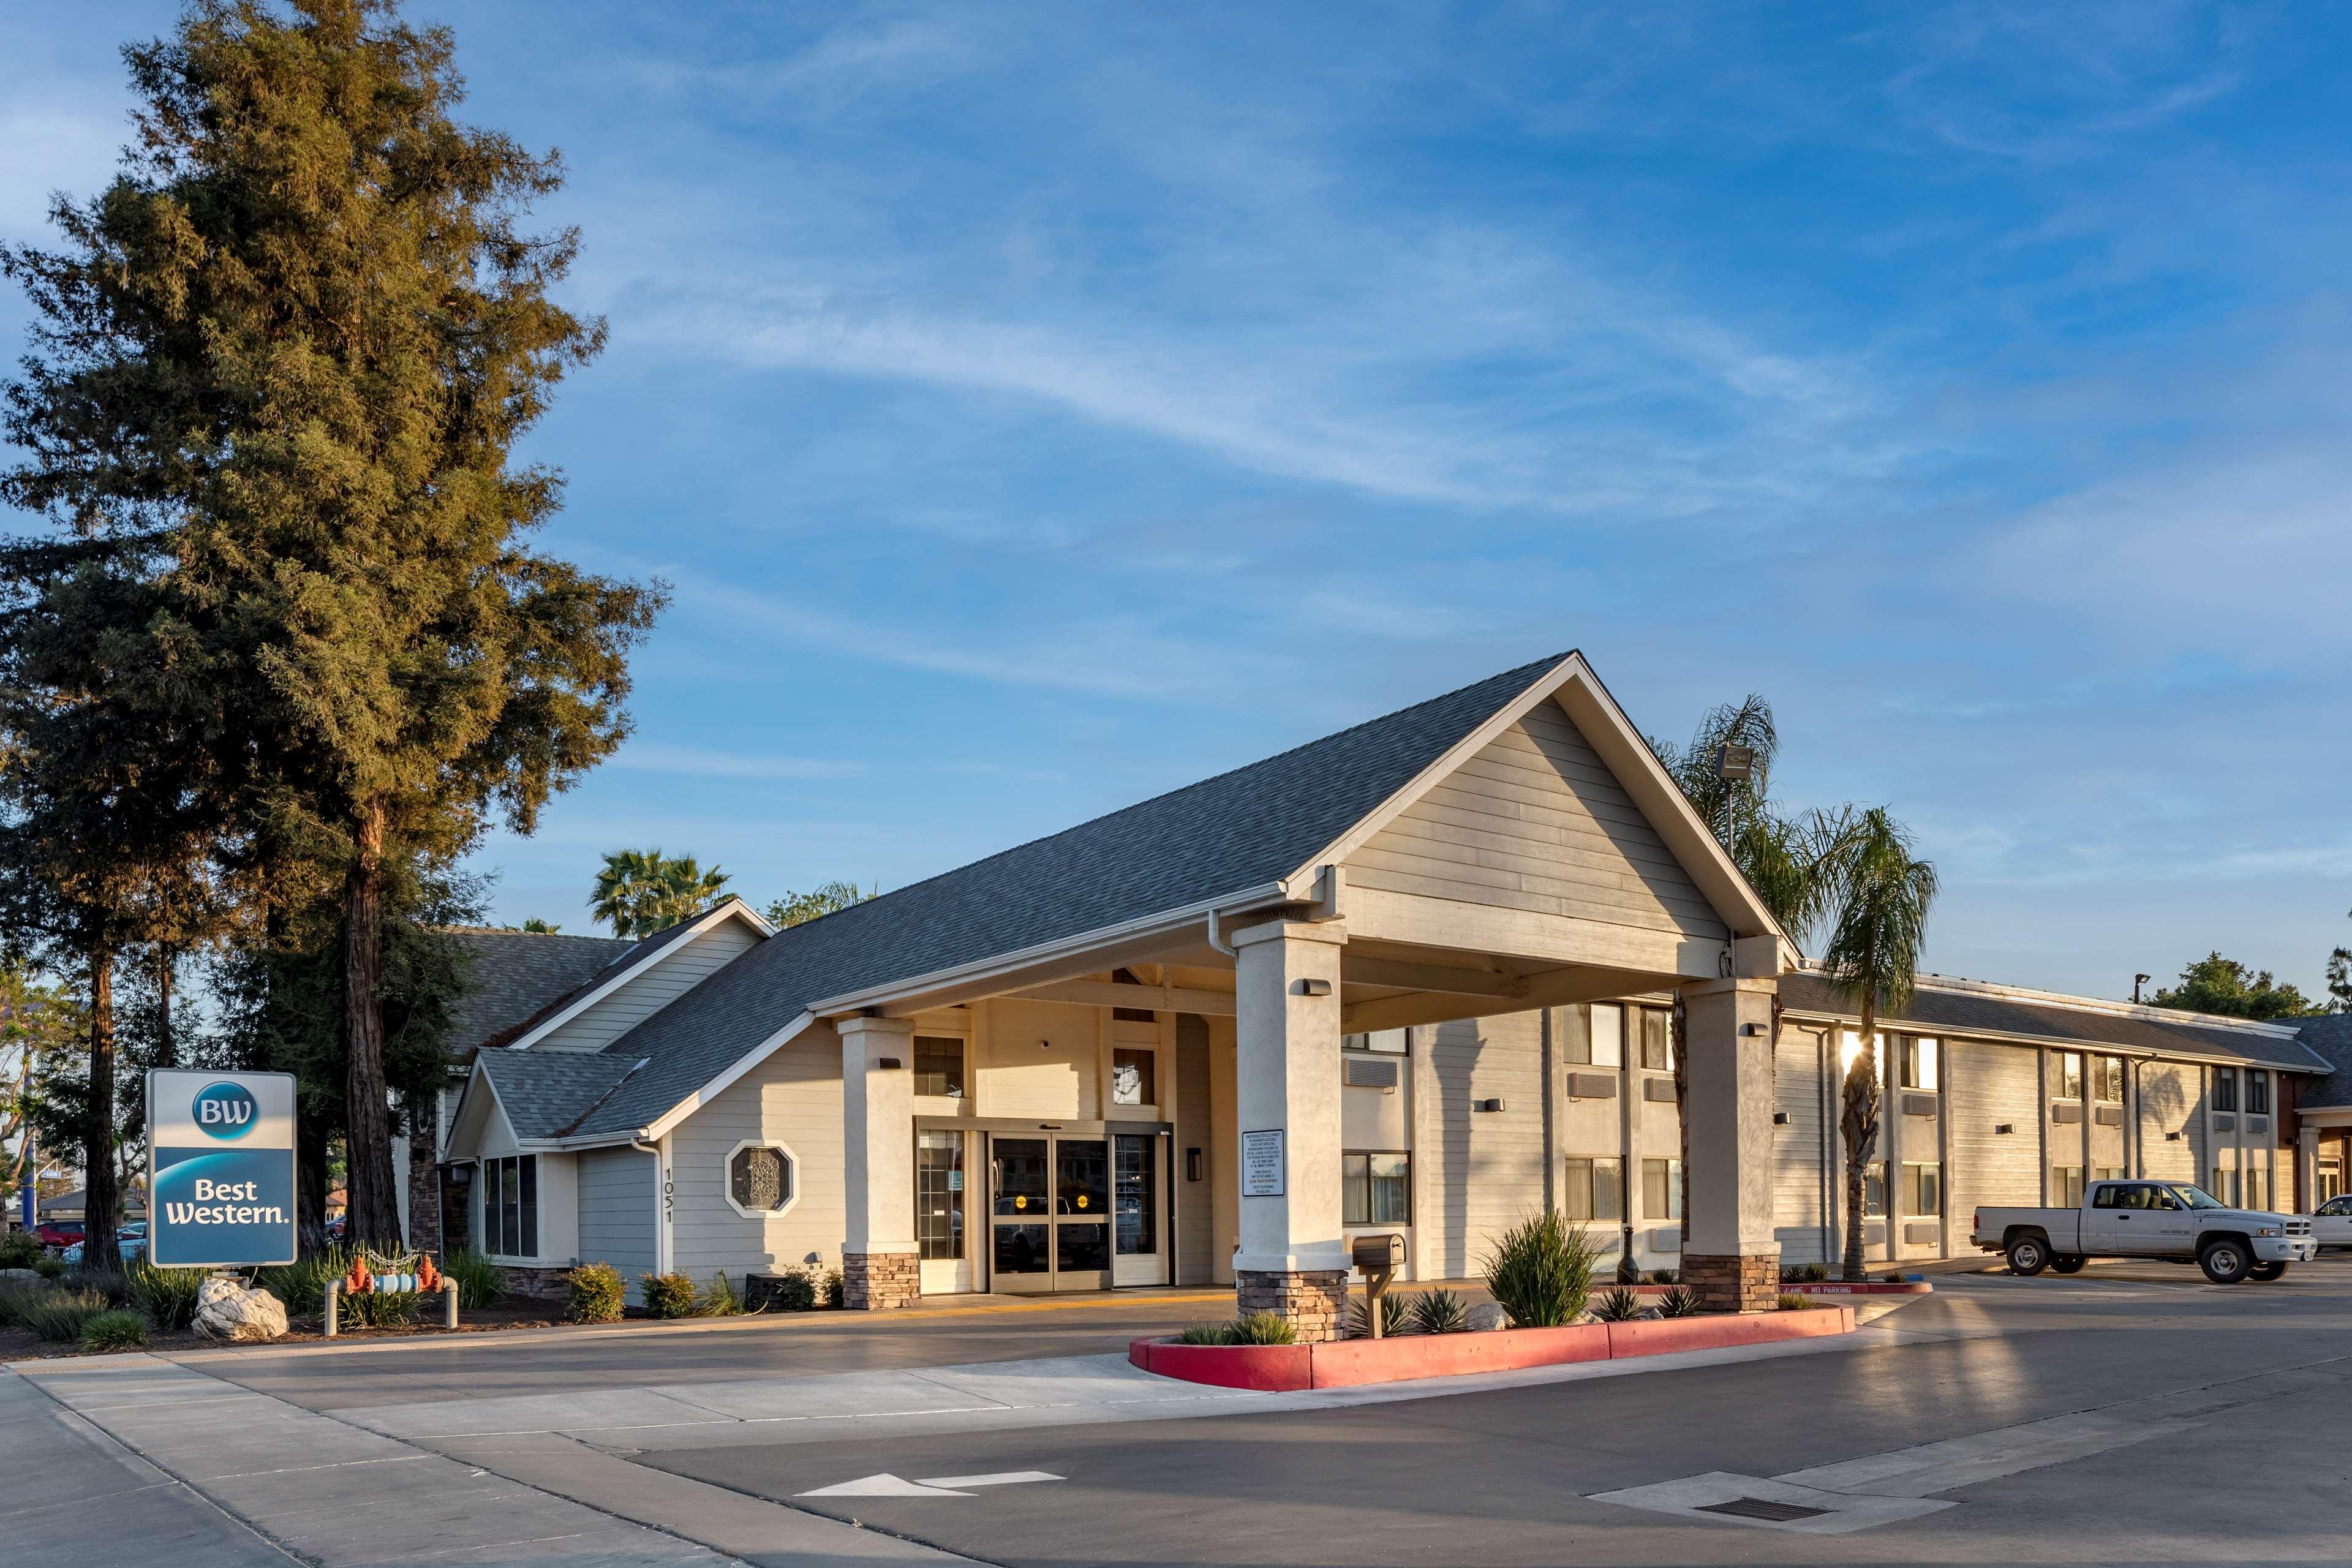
[2165,1131,2183,1142]
[1771,1110,1791,1125]
[1297,978,1333,997]
[1994,1123,2015,1135]
[1473,1097,1504,1113]
[1186,1148,1203,1182]
[878,1057,903,1071]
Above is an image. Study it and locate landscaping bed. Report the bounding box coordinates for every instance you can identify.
[1131,1304,1857,1392]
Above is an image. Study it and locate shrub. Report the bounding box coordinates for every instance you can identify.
[1406,1289,1469,1335]
[1479,1210,1599,1329]
[1592,1286,1643,1322]
[1347,1293,1412,1338]
[442,1249,506,1310]
[752,1270,816,1312]
[66,1268,128,1306]
[640,1272,698,1319]
[819,1266,844,1309]
[32,1256,63,1280]
[1656,1284,1701,1319]
[567,1262,624,1324]
[0,1229,40,1269]
[700,1271,743,1317]
[0,1281,48,1329]
[1776,1292,1813,1312]
[1801,1262,1831,1283]
[1882,1271,1907,1284]
[21,1287,111,1343]
[1174,1321,1231,1346]
[80,1310,148,1352]
[126,1260,208,1332]
[1649,1268,1678,1286]
[257,1247,352,1316]
[1226,1310,1298,1346]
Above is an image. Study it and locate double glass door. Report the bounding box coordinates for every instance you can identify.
[990,1135,1111,1292]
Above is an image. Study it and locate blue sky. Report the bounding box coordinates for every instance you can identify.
[6,2,2349,1001]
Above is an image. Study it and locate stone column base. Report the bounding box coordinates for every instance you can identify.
[1236,1268,1348,1342]
[843,1250,921,1311]
[1681,1251,1781,1314]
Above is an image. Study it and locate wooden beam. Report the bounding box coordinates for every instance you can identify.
[1343,884,1722,979]
[1339,964,1672,1034]
[1003,978,1238,1017]
[1341,956,1526,1000]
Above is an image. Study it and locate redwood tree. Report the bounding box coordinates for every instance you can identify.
[1,0,660,1246]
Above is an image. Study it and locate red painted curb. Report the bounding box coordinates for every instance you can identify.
[1134,1303,1857,1393]
[1616,1281,1931,1296]
[1308,1321,1610,1387]
[1604,1305,1851,1357]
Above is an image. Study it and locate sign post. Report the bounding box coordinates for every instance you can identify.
[146,1070,298,1268]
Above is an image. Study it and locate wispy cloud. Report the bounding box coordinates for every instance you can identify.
[609,744,867,781]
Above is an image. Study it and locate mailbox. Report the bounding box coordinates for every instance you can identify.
[1351,1232,1406,1273]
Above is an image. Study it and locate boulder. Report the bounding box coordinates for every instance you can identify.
[0,1267,39,1284]
[1466,1302,1510,1333]
[195,1276,288,1342]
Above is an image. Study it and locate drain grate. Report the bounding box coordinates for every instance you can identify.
[1697,1497,1831,1523]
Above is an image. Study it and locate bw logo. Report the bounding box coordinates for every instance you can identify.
[193,1082,260,1140]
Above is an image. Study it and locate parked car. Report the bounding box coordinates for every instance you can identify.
[2313,1194,2352,1250]
[33,1220,83,1248]
[1973,1180,2316,1284]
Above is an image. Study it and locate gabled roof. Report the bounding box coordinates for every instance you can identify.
[1779,971,2331,1071]
[474,898,770,1052]
[570,651,1750,1139]
[2274,1014,2352,1107]
[440,928,637,1054]
[469,1050,647,1142]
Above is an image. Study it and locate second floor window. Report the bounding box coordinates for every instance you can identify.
[2057,1052,2083,1100]
[2247,1071,2270,1115]
[2214,1069,2237,1112]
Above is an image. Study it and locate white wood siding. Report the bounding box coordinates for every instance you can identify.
[666,1026,848,1292]
[1774,1024,1830,1265]
[1420,1011,1547,1278]
[577,1148,658,1304]
[533,921,763,1054]
[1949,1040,2041,1224]
[1175,1015,1215,1285]
[1344,701,1728,940]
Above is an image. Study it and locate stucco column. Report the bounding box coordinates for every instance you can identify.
[839,1014,919,1310]
[1231,918,1349,1341]
[2297,1125,2318,1213]
[1679,976,1781,1311]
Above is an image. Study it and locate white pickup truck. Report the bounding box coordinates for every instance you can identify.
[1972,1178,2316,1284]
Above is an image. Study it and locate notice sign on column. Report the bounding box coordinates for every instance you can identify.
[1241,1129,1285,1196]
[147,1069,298,1267]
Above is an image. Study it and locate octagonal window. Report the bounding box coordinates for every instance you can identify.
[729,1144,793,1213]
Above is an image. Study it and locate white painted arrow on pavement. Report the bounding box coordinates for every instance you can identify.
[799,1471,1063,1499]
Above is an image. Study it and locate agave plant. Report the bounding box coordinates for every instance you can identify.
[1656,1284,1702,1318]
[1479,1210,1600,1329]
[1591,1286,1643,1322]
[1406,1289,1468,1335]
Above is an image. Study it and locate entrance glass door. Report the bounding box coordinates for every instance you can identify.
[988,1134,1112,1292]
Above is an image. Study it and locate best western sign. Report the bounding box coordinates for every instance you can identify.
[146,1069,298,1267]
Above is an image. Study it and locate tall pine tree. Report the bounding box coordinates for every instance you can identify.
[1,0,660,1245]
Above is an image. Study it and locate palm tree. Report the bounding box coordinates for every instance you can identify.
[1654,696,1837,939]
[591,848,730,937]
[1816,807,1939,1281]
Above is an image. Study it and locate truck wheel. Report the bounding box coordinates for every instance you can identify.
[2007,1235,2049,1276]
[2050,1256,2086,1275]
[2199,1239,2252,1284]
[2249,1261,2288,1282]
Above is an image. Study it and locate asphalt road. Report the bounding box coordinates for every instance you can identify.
[619,1261,2352,1566]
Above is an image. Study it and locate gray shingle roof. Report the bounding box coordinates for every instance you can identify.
[474,1050,646,1140]
[1779,972,2331,1070]
[2275,1014,2352,1107]
[568,652,1574,1137]
[441,929,638,1057]
[470,904,752,1050]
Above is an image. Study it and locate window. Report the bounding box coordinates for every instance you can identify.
[2245,1166,2272,1210]
[1641,1157,1682,1221]
[728,1144,793,1214]
[914,1035,966,1098]
[2096,1056,2124,1104]
[1564,1156,1624,1223]
[480,1155,537,1257]
[2057,1052,2083,1100]
[2247,1071,2270,1115]
[1903,1162,1941,1216]
[1638,1008,1672,1072]
[1341,1152,1410,1225]
[1112,1048,1156,1106]
[2091,1182,2132,1209]
[2320,1161,2343,1205]
[1864,1161,1887,1218]
[1115,1134,1157,1254]
[2213,1069,2237,1112]
[2210,1166,2236,1205]
[1901,1038,1939,1091]
[1344,1030,1409,1055]
[2052,1166,2084,1208]
[1575,1005,1624,1068]
[2094,1167,2124,1183]
[916,1131,963,1260]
